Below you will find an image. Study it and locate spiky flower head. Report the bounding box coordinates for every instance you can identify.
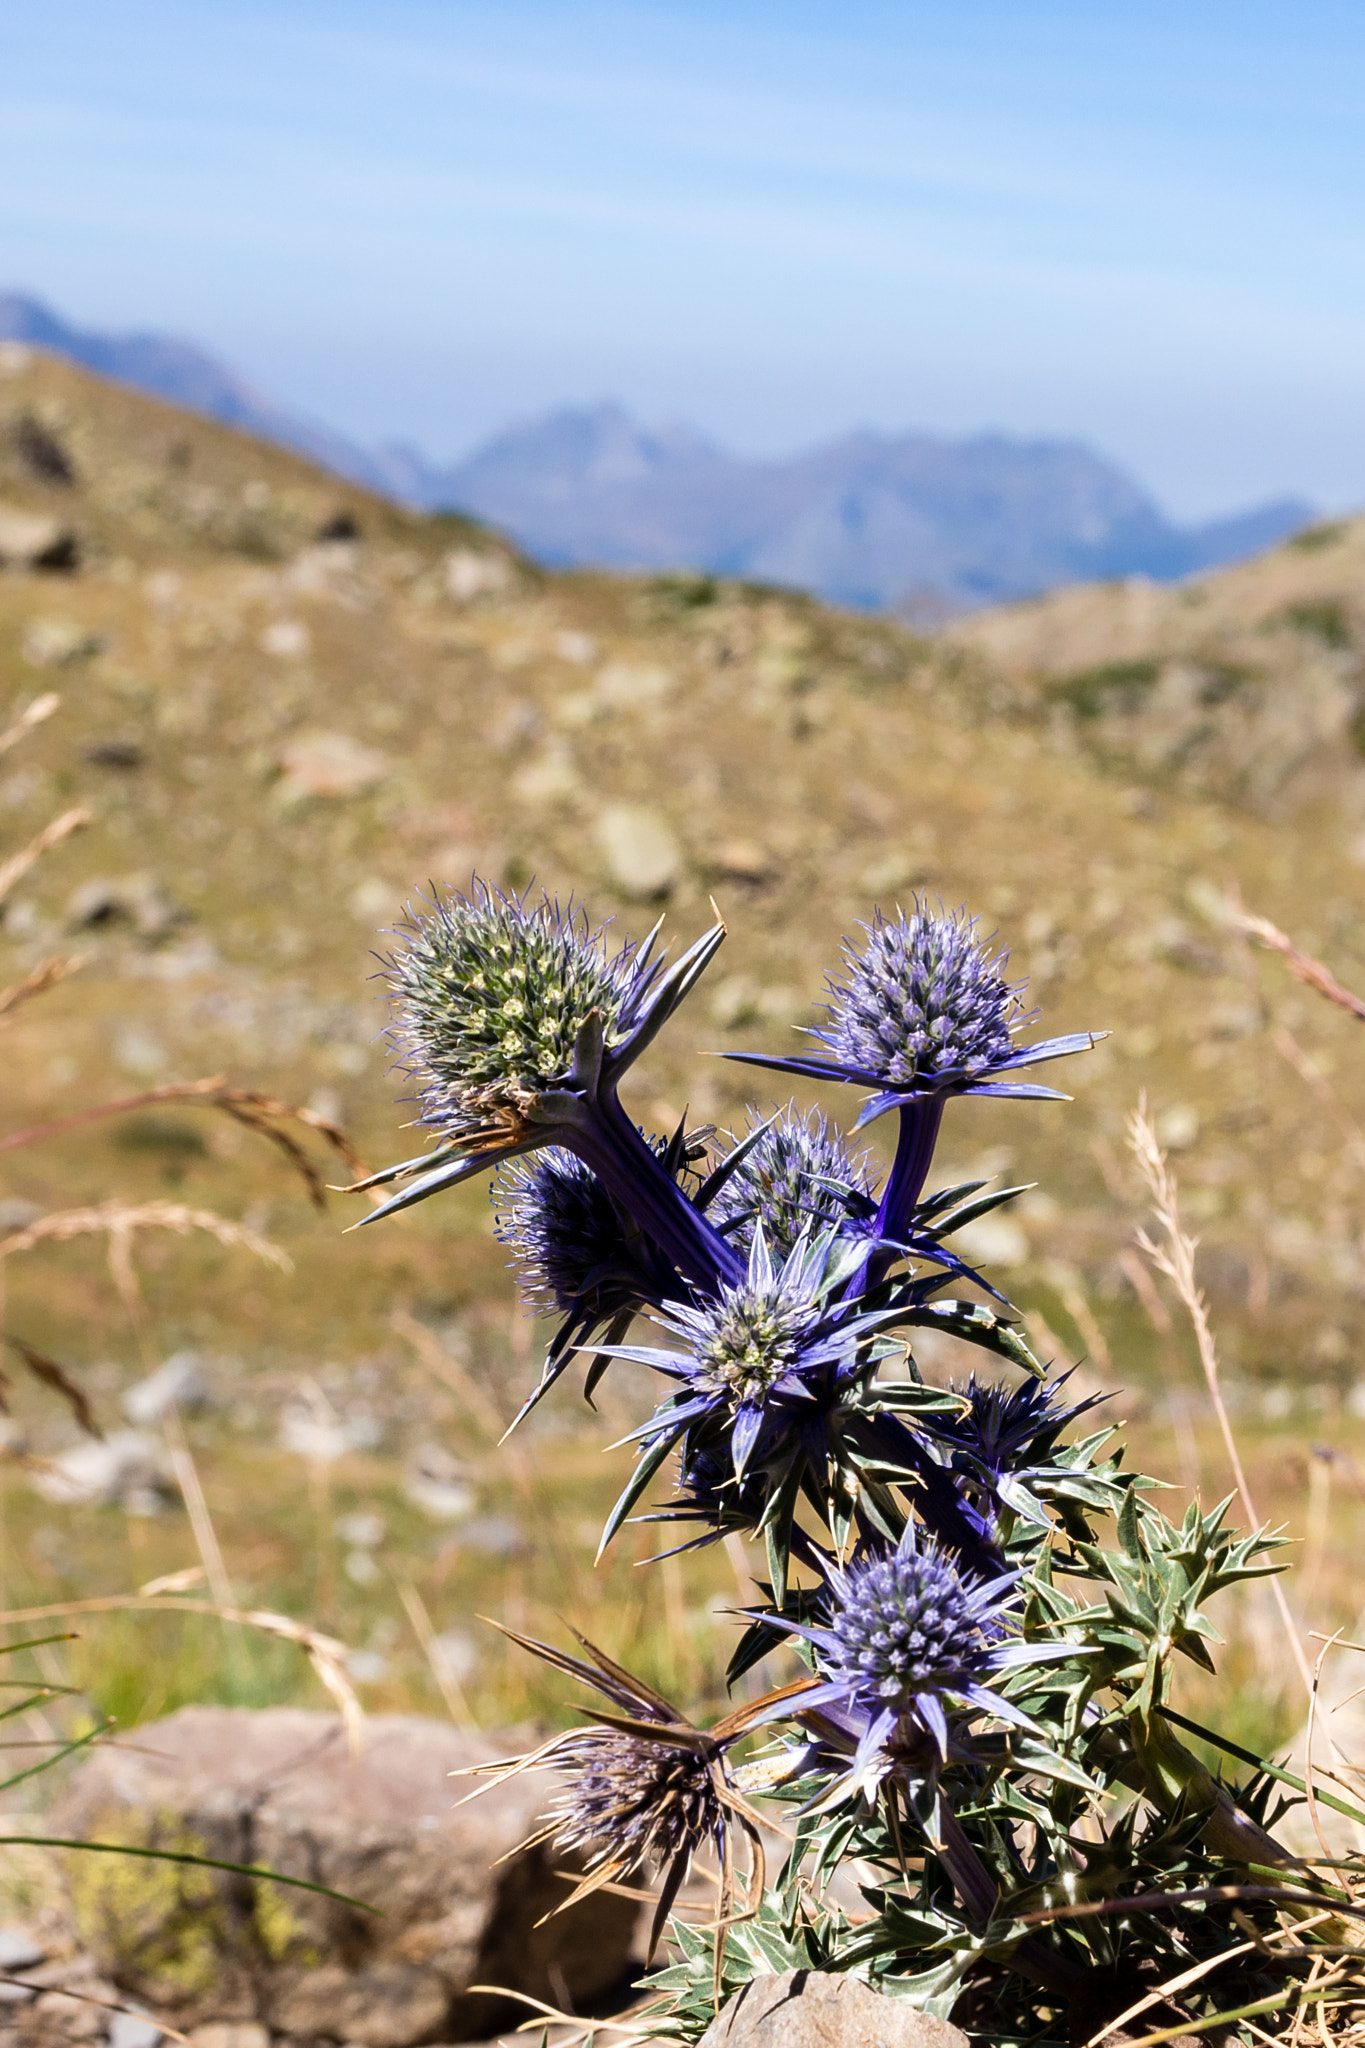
[548,1727,726,1882]
[596,1226,877,1485]
[708,1106,876,1259]
[821,1538,1000,1715]
[760,1521,1070,1789]
[724,898,1094,1127]
[495,1145,636,1317]
[829,904,1020,1095]
[388,881,646,1140]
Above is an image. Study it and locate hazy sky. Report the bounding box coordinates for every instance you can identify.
[3,1,1364,517]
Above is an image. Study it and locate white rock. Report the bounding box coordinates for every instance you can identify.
[553,629,597,664]
[259,618,310,659]
[0,508,76,572]
[954,1215,1030,1271]
[32,1431,172,1510]
[596,802,681,897]
[108,2013,163,2048]
[402,1442,475,1521]
[123,1351,211,1426]
[22,617,102,667]
[1155,1102,1200,1151]
[0,1926,44,1970]
[445,549,512,603]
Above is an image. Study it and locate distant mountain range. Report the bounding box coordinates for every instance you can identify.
[0,290,1315,615]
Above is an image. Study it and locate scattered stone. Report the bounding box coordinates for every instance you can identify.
[13,412,77,487]
[552,629,596,664]
[1154,1103,1200,1152]
[84,740,144,771]
[0,343,32,376]
[315,511,360,543]
[445,551,512,604]
[0,1198,43,1234]
[276,731,386,802]
[260,620,310,660]
[31,1431,173,1513]
[189,2025,268,2048]
[596,803,681,898]
[509,748,579,808]
[66,874,186,942]
[712,839,773,883]
[22,619,102,668]
[595,660,673,708]
[0,1926,45,1970]
[953,1215,1030,1271]
[122,1352,212,1427]
[107,2014,162,2048]
[278,1402,381,1465]
[54,1707,638,2041]
[402,1443,474,1522]
[0,505,78,573]
[699,1971,970,2048]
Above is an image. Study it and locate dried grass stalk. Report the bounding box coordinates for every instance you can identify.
[0,954,84,1026]
[0,807,91,911]
[1128,1098,1314,1697]
[1233,909,1365,1025]
[0,1075,367,1207]
[1,1335,101,1438]
[0,692,59,761]
[0,1200,291,1283]
[0,1594,364,1756]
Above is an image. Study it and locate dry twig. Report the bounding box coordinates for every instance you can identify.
[0,1202,290,1317]
[0,1076,367,1207]
[1233,910,1365,1025]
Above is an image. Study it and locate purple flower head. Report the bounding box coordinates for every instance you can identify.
[494,1142,671,1319]
[595,1224,875,1482]
[707,1105,877,1259]
[726,900,1094,1129]
[761,1521,1073,1798]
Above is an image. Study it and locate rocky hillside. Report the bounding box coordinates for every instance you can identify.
[1,346,1364,1736]
[945,519,1365,818]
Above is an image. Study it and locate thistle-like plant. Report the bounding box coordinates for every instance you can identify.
[359,882,1345,2046]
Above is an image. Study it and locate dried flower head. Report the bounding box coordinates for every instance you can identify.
[549,1725,727,1881]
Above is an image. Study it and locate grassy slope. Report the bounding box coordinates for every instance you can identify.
[0,350,1362,1751]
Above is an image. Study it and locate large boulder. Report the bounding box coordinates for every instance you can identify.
[52,1707,637,2044]
[698,1971,970,2048]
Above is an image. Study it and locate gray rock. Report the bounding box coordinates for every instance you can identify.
[0,1928,45,1971]
[595,803,682,899]
[53,1707,637,2044]
[30,1431,173,1512]
[698,1971,970,2048]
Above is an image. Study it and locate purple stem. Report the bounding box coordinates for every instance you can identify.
[573,1091,743,1297]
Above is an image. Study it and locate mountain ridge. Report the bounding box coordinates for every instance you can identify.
[0,291,1314,615]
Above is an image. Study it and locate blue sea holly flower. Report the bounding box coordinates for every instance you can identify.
[926,1372,1107,1527]
[763,1523,1071,1802]
[592,1225,880,1484]
[349,880,741,1293]
[726,901,1095,1130]
[707,1105,878,1259]
[492,1137,696,1429]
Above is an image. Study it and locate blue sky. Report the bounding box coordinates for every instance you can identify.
[3,1,1364,516]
